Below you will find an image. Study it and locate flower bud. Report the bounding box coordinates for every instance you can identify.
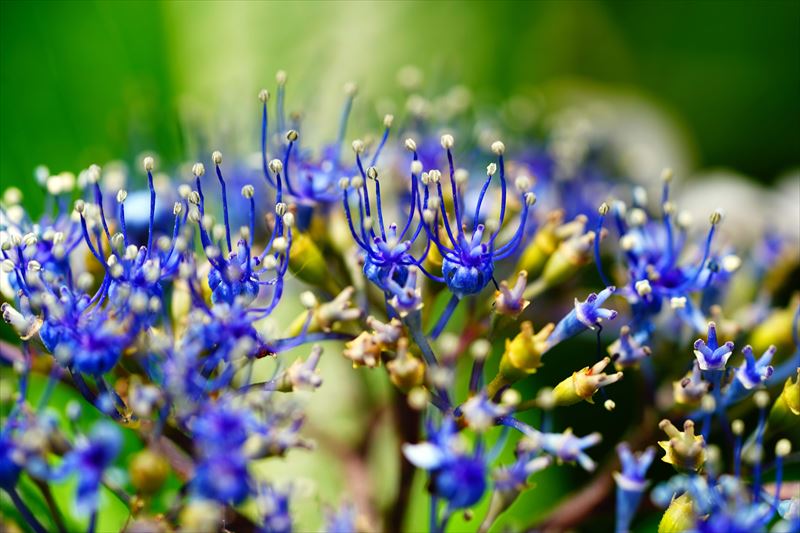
[552,357,623,406]
[657,419,705,472]
[129,449,170,494]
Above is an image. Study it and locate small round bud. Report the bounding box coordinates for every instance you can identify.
[383,114,394,128]
[286,129,299,142]
[366,167,378,180]
[241,185,255,199]
[754,390,770,408]
[300,291,318,309]
[269,159,283,174]
[258,89,270,103]
[192,162,205,177]
[211,151,223,165]
[604,399,616,411]
[776,439,792,457]
[411,160,423,175]
[404,138,417,152]
[116,189,128,203]
[661,168,674,182]
[276,70,287,85]
[352,139,365,154]
[598,202,610,216]
[440,134,454,149]
[731,419,744,435]
[491,141,505,155]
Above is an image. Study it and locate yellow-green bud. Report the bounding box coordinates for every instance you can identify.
[287,232,341,294]
[658,493,695,533]
[129,449,170,494]
[500,321,554,379]
[387,338,425,390]
[552,357,623,406]
[658,419,705,472]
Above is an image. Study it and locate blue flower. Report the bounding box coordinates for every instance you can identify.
[55,421,121,516]
[693,322,734,371]
[734,344,775,389]
[258,485,292,533]
[546,286,617,349]
[403,417,487,509]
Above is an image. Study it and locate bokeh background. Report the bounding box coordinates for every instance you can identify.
[1,1,799,532]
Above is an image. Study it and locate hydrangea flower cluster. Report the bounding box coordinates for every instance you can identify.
[1,71,798,532]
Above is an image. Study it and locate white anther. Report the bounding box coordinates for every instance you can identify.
[275,202,287,216]
[286,130,298,142]
[661,167,674,182]
[211,151,223,165]
[269,159,283,174]
[440,134,454,149]
[258,89,270,103]
[754,390,770,409]
[212,224,226,243]
[776,439,792,457]
[491,141,505,155]
[731,419,744,435]
[485,219,499,234]
[628,208,647,227]
[411,160,423,175]
[272,237,287,253]
[110,233,124,250]
[276,70,287,85]
[143,156,155,171]
[619,234,636,251]
[204,245,220,260]
[515,175,531,192]
[470,339,491,361]
[1,259,15,273]
[282,212,295,227]
[344,82,358,96]
[241,185,255,199]
[86,164,101,184]
[352,139,365,154]
[201,215,214,231]
[76,272,94,291]
[721,255,741,273]
[338,177,350,190]
[350,176,364,189]
[604,399,616,411]
[116,189,127,203]
[598,202,610,216]
[262,255,278,270]
[677,211,693,228]
[2,189,22,208]
[428,169,442,184]
[501,388,521,408]
[366,167,378,180]
[486,163,497,176]
[188,190,200,205]
[22,233,37,247]
[383,114,394,128]
[709,208,724,225]
[524,192,537,206]
[451,168,467,186]
[362,216,373,230]
[701,394,716,413]
[188,206,201,223]
[74,199,85,214]
[422,209,435,224]
[670,296,687,309]
[404,138,417,152]
[173,202,183,216]
[635,279,652,297]
[427,197,441,210]
[192,162,205,177]
[300,291,318,309]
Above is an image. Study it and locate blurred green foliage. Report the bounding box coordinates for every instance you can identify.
[2,0,799,215]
